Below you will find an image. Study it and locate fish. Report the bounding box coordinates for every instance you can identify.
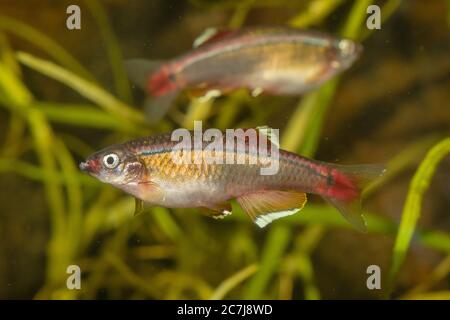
[79,129,384,231]
[126,27,363,121]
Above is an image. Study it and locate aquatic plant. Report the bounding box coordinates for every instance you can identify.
[0,0,449,300]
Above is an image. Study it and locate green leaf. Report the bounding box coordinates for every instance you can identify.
[387,137,450,296]
[35,102,144,133]
[0,15,95,81]
[17,52,146,126]
[242,225,291,299]
[85,0,132,103]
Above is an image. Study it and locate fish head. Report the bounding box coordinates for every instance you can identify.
[80,147,145,185]
[330,38,363,70]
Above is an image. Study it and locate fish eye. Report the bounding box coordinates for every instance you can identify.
[338,39,354,56]
[103,153,120,169]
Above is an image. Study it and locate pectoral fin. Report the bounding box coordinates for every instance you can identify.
[237,190,307,228]
[134,197,145,216]
[136,180,165,204]
[200,202,232,220]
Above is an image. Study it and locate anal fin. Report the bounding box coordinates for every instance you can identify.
[237,190,307,228]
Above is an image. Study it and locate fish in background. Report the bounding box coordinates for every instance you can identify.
[126,27,363,121]
[79,129,384,231]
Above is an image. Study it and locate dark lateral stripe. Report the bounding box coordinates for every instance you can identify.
[138,147,172,156]
[137,145,271,158]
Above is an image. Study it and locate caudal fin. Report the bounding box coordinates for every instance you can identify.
[125,58,164,91]
[144,91,178,123]
[322,164,386,232]
[126,59,178,122]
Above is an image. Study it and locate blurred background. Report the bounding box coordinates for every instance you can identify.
[0,0,449,299]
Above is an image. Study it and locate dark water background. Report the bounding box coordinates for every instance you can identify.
[0,0,449,299]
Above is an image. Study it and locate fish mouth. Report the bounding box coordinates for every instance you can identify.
[79,160,99,174]
[337,39,363,64]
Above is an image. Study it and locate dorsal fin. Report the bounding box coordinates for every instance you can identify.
[125,59,163,91]
[193,27,233,48]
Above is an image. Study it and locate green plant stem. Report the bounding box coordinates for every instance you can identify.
[402,291,450,300]
[289,0,343,28]
[183,98,213,128]
[387,137,450,297]
[28,110,68,284]
[228,0,255,28]
[35,102,144,133]
[402,254,450,298]
[85,0,132,103]
[341,0,373,39]
[54,139,84,262]
[243,225,291,299]
[17,52,145,125]
[210,264,258,300]
[0,158,95,185]
[0,15,95,81]
[364,134,444,197]
[151,207,183,242]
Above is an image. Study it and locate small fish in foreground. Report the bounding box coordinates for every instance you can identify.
[79,130,384,231]
[126,27,363,120]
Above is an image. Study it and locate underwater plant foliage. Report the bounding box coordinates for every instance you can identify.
[0,0,449,300]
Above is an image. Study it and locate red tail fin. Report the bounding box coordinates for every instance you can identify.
[126,59,177,96]
[126,59,179,122]
[322,164,386,232]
